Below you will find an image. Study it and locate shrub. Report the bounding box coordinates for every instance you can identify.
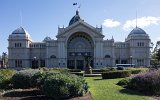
[11,69,39,89]
[70,72,84,76]
[30,70,46,88]
[127,70,160,95]
[68,69,81,72]
[131,69,143,74]
[0,69,16,77]
[102,70,131,79]
[41,68,69,74]
[117,78,130,86]
[117,67,124,70]
[126,67,148,74]
[0,74,11,89]
[43,73,88,99]
[0,69,16,89]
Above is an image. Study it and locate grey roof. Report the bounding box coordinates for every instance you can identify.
[130,27,146,35]
[12,27,28,34]
[43,36,51,42]
[69,10,81,26]
[12,27,31,38]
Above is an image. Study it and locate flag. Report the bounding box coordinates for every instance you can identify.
[73,3,77,6]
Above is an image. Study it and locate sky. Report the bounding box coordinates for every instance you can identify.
[0,0,160,55]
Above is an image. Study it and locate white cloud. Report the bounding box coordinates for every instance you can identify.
[102,19,120,28]
[157,37,160,41]
[123,16,160,31]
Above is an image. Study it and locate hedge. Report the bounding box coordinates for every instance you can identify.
[68,69,81,72]
[70,71,84,76]
[102,70,131,79]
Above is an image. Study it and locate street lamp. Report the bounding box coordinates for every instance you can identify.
[2,52,7,68]
[130,56,132,67]
[33,57,37,69]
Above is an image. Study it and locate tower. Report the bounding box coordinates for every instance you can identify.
[8,27,32,69]
[126,27,151,66]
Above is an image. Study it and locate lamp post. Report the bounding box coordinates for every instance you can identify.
[2,52,7,68]
[33,57,37,69]
[130,56,132,67]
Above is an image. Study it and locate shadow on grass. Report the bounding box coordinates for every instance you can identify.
[119,88,146,96]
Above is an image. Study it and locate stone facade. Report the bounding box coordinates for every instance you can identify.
[8,11,151,69]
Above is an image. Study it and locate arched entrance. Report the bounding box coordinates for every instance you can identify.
[67,32,94,70]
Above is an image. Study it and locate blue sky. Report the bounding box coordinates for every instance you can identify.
[0,0,160,54]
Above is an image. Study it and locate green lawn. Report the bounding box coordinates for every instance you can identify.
[85,77,154,100]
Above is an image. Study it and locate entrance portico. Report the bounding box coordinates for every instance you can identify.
[67,32,94,69]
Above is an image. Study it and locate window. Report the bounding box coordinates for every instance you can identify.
[15,43,22,48]
[15,60,22,67]
[137,42,144,47]
[137,59,144,66]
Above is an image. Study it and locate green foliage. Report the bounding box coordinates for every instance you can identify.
[156,49,160,62]
[68,69,81,72]
[128,69,160,95]
[0,69,16,78]
[43,73,88,99]
[30,70,46,88]
[117,78,130,86]
[0,69,16,89]
[92,69,107,74]
[41,67,69,74]
[117,67,124,70]
[70,71,84,76]
[11,69,39,89]
[102,70,131,79]
[0,74,11,89]
[126,67,148,74]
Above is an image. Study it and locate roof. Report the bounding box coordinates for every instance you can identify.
[69,10,81,26]
[129,27,146,35]
[12,27,31,37]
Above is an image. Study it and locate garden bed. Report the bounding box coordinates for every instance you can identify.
[0,89,93,100]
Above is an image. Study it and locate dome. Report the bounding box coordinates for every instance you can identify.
[11,27,31,38]
[129,27,146,35]
[69,10,81,26]
[43,36,51,42]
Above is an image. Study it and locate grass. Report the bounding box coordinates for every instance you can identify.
[85,77,154,100]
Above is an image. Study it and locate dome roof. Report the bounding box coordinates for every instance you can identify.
[129,27,146,35]
[12,27,28,34]
[69,10,81,26]
[43,36,51,42]
[12,27,31,38]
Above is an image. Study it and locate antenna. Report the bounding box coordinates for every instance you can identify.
[20,10,23,26]
[136,10,137,28]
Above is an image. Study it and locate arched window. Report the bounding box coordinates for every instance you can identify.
[50,55,56,58]
[105,55,111,58]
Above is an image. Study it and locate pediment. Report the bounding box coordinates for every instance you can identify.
[56,20,104,38]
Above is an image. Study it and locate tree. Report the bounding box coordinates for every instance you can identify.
[151,41,160,67]
[156,49,160,64]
